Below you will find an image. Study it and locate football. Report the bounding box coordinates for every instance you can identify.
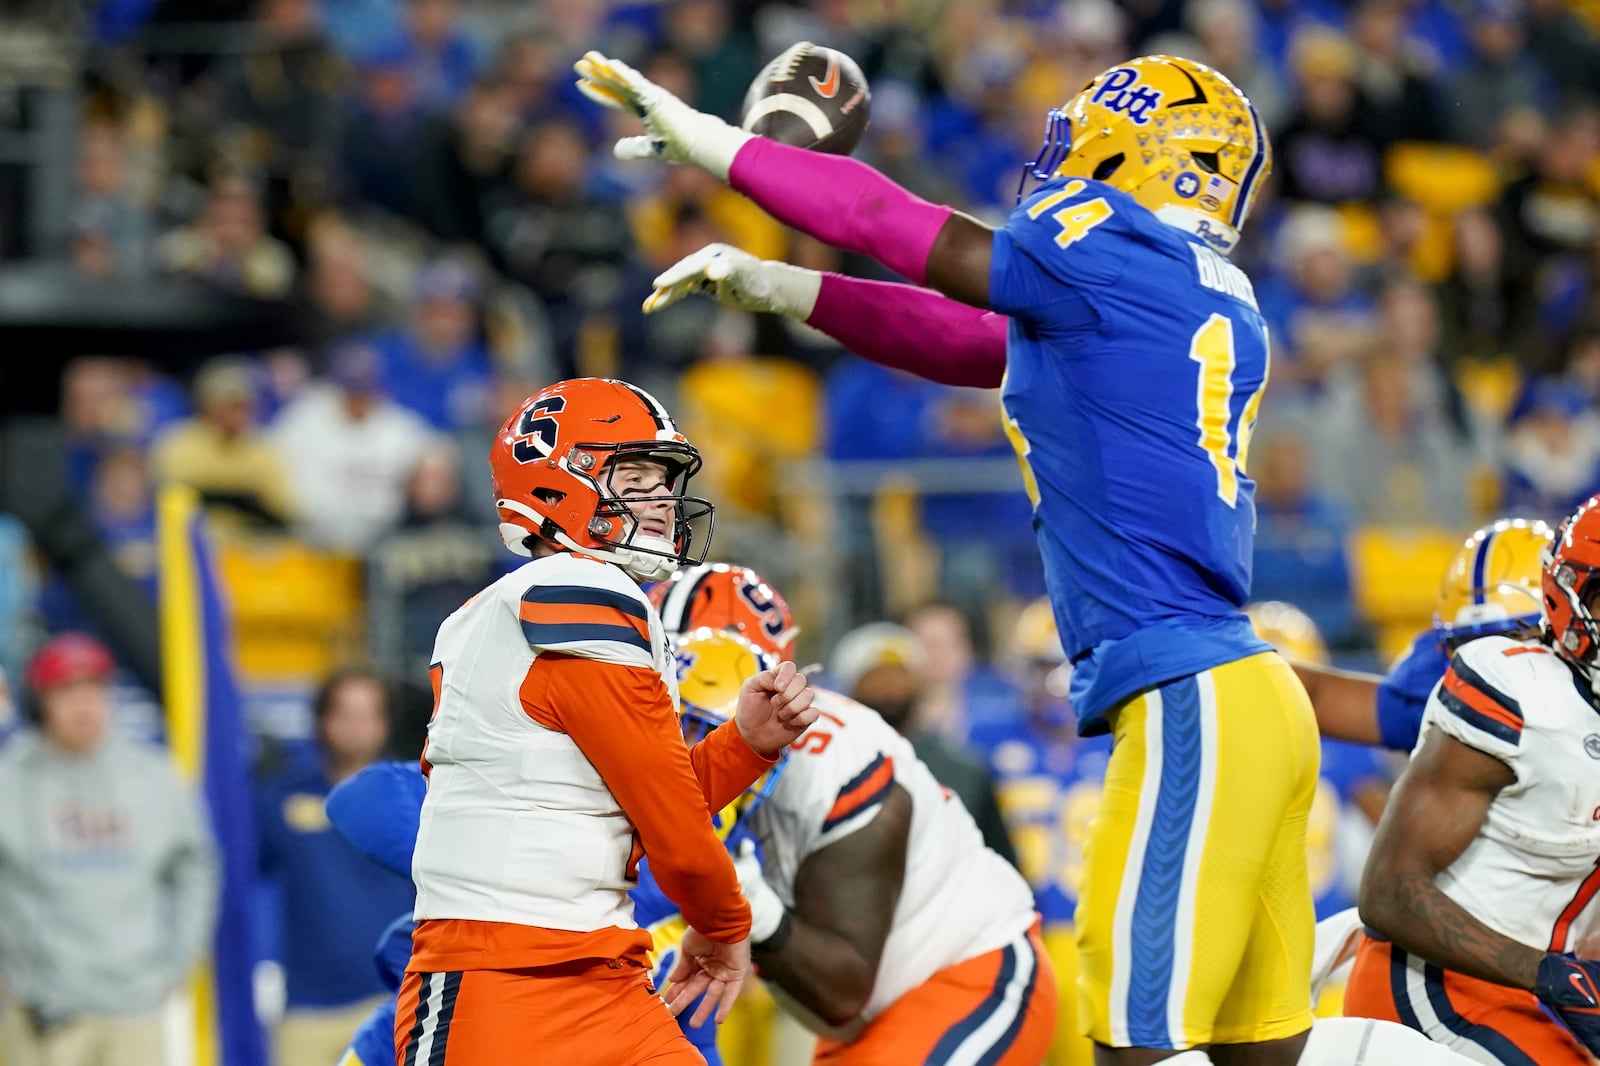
[738,42,871,156]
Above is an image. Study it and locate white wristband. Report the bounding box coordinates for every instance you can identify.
[692,119,755,183]
[761,261,823,320]
[745,874,785,944]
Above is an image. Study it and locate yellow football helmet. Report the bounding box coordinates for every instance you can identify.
[1434,517,1552,640]
[1246,601,1329,666]
[674,627,783,837]
[1023,54,1271,255]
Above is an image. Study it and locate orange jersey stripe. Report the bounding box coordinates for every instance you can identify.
[1443,670,1523,734]
[518,600,650,640]
[825,755,895,826]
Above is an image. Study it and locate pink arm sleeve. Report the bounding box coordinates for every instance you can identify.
[728,137,953,286]
[806,272,1008,389]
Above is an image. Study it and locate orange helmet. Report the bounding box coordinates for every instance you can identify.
[649,562,797,660]
[1544,495,1600,674]
[490,378,715,582]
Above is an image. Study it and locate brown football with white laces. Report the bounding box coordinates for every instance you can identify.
[738,42,871,156]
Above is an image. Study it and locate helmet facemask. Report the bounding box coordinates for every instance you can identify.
[582,442,715,581]
[1547,554,1600,680]
[1017,107,1073,203]
[496,439,715,582]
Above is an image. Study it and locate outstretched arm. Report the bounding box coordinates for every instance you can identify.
[809,273,1006,387]
[727,139,997,306]
[1358,730,1534,988]
[644,244,1007,388]
[574,53,997,306]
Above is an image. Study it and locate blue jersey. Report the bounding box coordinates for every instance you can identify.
[325,762,722,1066]
[256,757,416,1009]
[989,178,1273,733]
[1376,629,1453,752]
[342,913,413,1066]
[968,718,1112,926]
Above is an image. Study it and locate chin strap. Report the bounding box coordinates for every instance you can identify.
[553,530,677,582]
[498,497,680,582]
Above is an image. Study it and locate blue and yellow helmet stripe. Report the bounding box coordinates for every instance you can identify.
[1434,517,1553,642]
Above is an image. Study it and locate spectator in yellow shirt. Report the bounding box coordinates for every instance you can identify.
[151,356,294,529]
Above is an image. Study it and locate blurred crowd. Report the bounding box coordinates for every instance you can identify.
[15,0,1600,669]
[6,1,1591,1058]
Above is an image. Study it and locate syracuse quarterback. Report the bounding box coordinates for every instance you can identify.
[1351,497,1600,1064]
[324,753,758,1066]
[397,378,817,1065]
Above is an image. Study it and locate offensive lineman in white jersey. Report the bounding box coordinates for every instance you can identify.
[1353,494,1600,1064]
[667,613,1056,1065]
[399,379,817,1066]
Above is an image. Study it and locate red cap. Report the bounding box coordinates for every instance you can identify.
[26,634,115,692]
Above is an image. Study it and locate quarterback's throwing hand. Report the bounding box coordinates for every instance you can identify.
[573,51,752,180]
[665,928,750,1027]
[645,243,822,318]
[735,660,816,755]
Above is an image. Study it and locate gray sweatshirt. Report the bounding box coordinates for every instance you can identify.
[0,732,219,1020]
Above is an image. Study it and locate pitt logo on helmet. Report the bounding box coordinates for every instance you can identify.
[1090,67,1163,125]
[1020,54,1271,256]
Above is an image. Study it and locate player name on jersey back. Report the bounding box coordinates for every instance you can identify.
[1190,244,1258,309]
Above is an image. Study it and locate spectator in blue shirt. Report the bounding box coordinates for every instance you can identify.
[370,260,495,433]
[340,38,426,217]
[401,0,480,110]
[256,667,414,1066]
[1500,377,1600,522]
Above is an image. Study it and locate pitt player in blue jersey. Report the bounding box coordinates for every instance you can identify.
[1291,518,1553,753]
[323,761,738,1066]
[577,45,1471,1065]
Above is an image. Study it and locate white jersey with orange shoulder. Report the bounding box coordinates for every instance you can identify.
[412,552,677,932]
[744,687,1037,1020]
[1420,633,1600,954]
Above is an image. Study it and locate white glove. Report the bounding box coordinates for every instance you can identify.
[574,51,754,181]
[732,837,786,944]
[646,243,822,318]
